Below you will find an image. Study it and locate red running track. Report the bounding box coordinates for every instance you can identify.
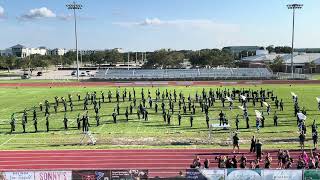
[0,149,308,178]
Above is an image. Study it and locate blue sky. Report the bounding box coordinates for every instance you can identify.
[0,0,318,51]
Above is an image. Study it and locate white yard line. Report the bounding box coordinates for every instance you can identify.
[0,134,17,146]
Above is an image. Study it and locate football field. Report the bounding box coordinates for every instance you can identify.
[0,82,319,150]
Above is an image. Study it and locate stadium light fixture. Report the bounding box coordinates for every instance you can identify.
[287,3,303,78]
[66,2,83,80]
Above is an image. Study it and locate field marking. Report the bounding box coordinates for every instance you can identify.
[0,134,17,146]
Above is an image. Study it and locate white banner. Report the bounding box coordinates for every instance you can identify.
[200,169,225,180]
[2,171,35,180]
[226,169,262,180]
[263,170,302,180]
[34,171,72,180]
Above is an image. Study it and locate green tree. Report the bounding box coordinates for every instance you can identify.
[269,55,284,72]
[91,51,105,66]
[142,49,185,68]
[107,50,123,64]
[266,45,275,53]
[0,56,16,72]
[189,49,234,67]
[274,46,292,54]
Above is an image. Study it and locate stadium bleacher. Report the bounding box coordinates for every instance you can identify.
[94,68,273,80]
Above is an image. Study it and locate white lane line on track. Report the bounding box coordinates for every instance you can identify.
[0,167,181,171]
[0,159,191,162]
[0,152,203,154]
[0,162,188,166]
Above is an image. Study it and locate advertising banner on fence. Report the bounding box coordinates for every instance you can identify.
[304,170,320,180]
[199,169,225,180]
[72,170,148,180]
[0,171,35,180]
[226,169,262,180]
[34,171,72,180]
[110,169,148,180]
[186,169,207,180]
[72,170,110,180]
[263,170,302,180]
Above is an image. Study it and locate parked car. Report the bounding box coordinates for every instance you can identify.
[36,72,43,76]
[86,70,94,77]
[21,73,31,79]
[71,70,77,76]
[80,71,87,77]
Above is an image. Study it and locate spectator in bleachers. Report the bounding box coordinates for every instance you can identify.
[239,154,247,169]
[277,149,284,168]
[190,156,201,168]
[255,160,260,169]
[204,158,210,169]
[264,153,272,169]
[215,155,226,168]
[250,161,256,169]
[284,150,293,169]
[232,155,238,168]
[308,156,316,169]
[225,156,233,168]
[302,151,309,165]
[297,157,306,169]
[315,155,319,168]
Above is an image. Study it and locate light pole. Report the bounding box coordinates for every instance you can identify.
[67,2,82,80]
[287,3,303,77]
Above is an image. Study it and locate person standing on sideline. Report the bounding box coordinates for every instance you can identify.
[313,131,318,149]
[250,136,256,153]
[233,133,240,153]
[255,140,263,160]
[299,132,306,150]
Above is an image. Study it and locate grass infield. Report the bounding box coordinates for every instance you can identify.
[0,84,319,150]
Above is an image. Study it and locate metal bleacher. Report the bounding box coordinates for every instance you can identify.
[94,68,274,80]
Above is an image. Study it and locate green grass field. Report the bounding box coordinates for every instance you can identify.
[312,74,320,80]
[0,84,319,150]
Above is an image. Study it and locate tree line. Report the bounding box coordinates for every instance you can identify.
[0,45,301,72]
[0,48,236,70]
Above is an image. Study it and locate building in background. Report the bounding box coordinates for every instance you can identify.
[0,45,70,58]
[49,48,68,56]
[241,50,320,73]
[0,48,13,56]
[0,44,48,58]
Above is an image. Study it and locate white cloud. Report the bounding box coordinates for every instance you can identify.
[19,7,56,20]
[113,18,239,32]
[0,6,5,18]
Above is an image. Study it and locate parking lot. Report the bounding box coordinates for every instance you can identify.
[0,69,96,80]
